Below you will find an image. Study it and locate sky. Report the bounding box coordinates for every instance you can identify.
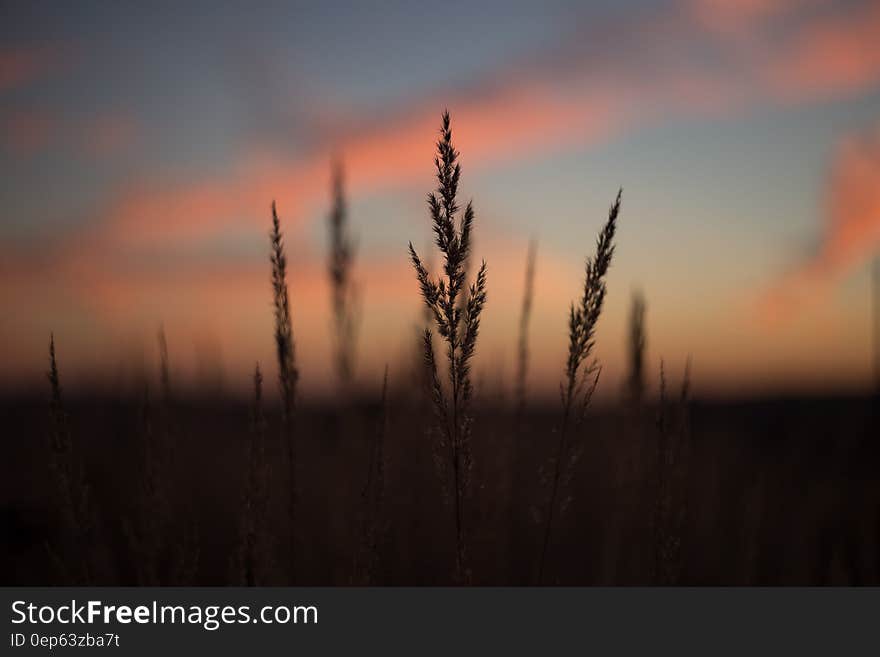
[1,0,880,400]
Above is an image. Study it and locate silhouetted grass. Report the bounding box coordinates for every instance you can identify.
[653,358,691,584]
[45,335,96,585]
[328,160,359,388]
[515,239,537,420]
[352,366,389,585]
[235,363,272,586]
[5,111,876,590]
[409,110,488,584]
[538,190,621,584]
[626,290,647,405]
[270,200,300,583]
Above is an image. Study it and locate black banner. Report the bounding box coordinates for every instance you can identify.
[2,588,877,654]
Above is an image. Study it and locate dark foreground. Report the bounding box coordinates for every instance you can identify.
[2,393,877,585]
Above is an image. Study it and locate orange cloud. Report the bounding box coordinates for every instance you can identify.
[758,122,880,322]
[6,0,880,391]
[2,111,54,154]
[82,114,138,158]
[690,0,806,33]
[761,2,880,101]
[686,1,880,106]
[0,45,58,92]
[89,82,621,252]
[824,131,880,268]
[3,110,139,158]
[76,0,880,257]
[0,224,590,396]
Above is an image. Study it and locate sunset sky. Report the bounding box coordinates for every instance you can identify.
[2,0,879,399]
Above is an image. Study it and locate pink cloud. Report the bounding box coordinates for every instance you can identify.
[0,45,58,92]
[690,0,808,33]
[3,110,139,158]
[5,0,880,384]
[75,0,880,256]
[2,111,55,154]
[82,114,138,158]
[758,122,880,322]
[90,84,622,250]
[761,2,880,101]
[0,223,586,393]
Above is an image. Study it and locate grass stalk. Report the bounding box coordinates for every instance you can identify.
[538,190,621,584]
[409,110,487,584]
[654,357,691,584]
[626,290,646,405]
[353,366,389,584]
[237,363,271,585]
[46,334,95,585]
[270,201,300,583]
[515,238,537,420]
[328,160,358,388]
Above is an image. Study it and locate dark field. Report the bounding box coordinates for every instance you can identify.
[2,392,877,586]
